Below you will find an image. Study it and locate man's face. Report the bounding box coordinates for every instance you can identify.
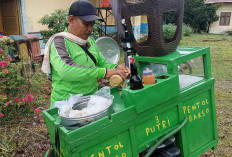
[69,16,95,40]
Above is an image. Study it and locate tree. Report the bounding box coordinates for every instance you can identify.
[39,9,69,38]
[184,0,219,33]
[39,9,100,39]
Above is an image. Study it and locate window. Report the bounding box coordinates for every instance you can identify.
[178,56,205,89]
[138,62,167,77]
[130,15,149,43]
[219,12,231,26]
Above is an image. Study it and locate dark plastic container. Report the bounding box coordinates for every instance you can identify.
[152,136,181,157]
[112,0,184,57]
[9,35,30,61]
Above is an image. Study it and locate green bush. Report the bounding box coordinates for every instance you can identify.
[163,23,193,38]
[182,24,193,36]
[39,9,100,40]
[163,24,177,39]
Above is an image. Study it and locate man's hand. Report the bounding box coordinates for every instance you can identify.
[106,68,127,80]
[116,64,131,77]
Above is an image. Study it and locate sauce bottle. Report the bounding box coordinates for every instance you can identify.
[143,67,156,84]
[129,58,144,90]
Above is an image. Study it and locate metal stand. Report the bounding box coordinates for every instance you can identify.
[96,7,117,37]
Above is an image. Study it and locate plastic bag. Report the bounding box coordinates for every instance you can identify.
[94,86,114,100]
[54,87,114,118]
[54,94,82,117]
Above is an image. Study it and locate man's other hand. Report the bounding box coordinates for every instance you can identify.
[116,64,131,77]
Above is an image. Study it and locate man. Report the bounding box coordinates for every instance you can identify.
[42,0,130,107]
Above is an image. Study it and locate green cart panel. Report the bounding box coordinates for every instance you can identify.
[43,47,218,157]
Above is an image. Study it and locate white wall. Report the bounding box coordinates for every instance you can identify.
[209,3,232,34]
[25,0,75,33]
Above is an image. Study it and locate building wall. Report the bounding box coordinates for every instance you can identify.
[209,3,232,34]
[0,4,3,33]
[24,0,75,33]
[141,15,148,34]
[89,0,101,8]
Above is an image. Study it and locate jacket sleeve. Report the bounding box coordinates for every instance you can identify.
[50,37,106,81]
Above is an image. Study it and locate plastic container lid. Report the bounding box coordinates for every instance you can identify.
[143,67,153,75]
[23,34,39,40]
[9,35,28,42]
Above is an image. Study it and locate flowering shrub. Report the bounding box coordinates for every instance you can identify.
[0,36,51,123]
[0,35,14,52]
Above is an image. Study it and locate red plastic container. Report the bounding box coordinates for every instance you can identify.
[23,34,41,58]
[101,0,111,8]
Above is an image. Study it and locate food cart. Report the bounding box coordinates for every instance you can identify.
[43,0,218,156]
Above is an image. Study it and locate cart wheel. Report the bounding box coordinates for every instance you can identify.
[178,62,192,74]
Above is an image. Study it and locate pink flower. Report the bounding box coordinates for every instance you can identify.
[0,48,2,52]
[3,69,7,73]
[0,61,6,68]
[0,35,3,38]
[22,97,28,102]
[7,102,10,105]
[34,108,41,114]
[15,98,20,102]
[27,93,34,101]
[7,55,12,62]
[22,93,34,102]
[29,80,33,85]
[0,113,4,117]
[2,93,5,96]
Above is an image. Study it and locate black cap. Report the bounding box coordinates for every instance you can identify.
[69,0,103,22]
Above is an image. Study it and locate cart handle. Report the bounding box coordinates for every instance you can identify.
[144,118,188,157]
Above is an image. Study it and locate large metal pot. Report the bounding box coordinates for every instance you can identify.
[59,96,113,130]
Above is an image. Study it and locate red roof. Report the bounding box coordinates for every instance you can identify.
[205,0,232,4]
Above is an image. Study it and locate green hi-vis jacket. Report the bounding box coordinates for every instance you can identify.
[49,36,117,107]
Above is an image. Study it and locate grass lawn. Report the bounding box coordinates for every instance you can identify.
[0,33,231,156]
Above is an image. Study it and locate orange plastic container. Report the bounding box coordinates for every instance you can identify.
[143,67,156,84]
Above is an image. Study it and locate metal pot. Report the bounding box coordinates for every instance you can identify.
[59,96,113,130]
